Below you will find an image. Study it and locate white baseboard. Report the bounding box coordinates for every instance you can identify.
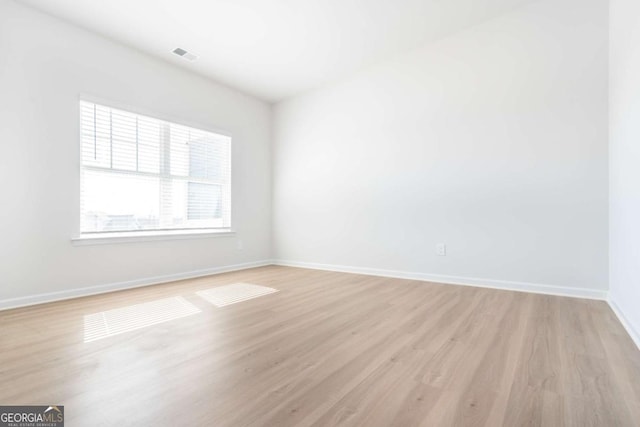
[0,258,613,314]
[273,259,608,300]
[0,260,273,311]
[608,297,640,350]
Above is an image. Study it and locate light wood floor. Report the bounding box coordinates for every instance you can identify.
[1,266,639,426]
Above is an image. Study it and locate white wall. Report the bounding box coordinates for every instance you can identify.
[273,0,609,293]
[0,0,616,307]
[0,0,271,304]
[609,0,640,344]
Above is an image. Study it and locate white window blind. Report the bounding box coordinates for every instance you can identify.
[79,101,231,235]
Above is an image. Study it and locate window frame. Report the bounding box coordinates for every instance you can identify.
[72,95,234,244]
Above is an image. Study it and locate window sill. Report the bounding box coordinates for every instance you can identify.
[71,229,236,246]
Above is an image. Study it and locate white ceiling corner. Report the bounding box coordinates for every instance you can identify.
[18,0,535,103]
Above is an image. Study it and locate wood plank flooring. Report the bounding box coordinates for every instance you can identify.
[1,266,639,426]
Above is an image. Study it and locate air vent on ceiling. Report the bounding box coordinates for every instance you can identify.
[172,47,198,62]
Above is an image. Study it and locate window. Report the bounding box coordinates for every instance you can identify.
[79,100,231,236]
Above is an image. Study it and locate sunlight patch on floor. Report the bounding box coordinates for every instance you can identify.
[83,296,201,342]
[196,283,279,307]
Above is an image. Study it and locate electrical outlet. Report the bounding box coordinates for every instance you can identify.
[236,239,243,251]
[436,243,446,256]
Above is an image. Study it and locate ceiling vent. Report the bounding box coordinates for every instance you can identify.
[172,47,198,62]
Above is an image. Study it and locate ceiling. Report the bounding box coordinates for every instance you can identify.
[19,0,534,102]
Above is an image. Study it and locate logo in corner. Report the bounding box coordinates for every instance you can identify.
[0,405,64,426]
